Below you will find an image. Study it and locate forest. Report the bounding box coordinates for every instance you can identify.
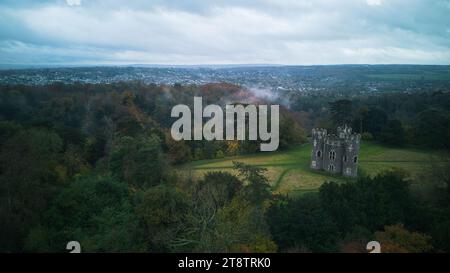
[0,81,449,252]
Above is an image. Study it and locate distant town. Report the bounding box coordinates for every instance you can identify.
[1,65,449,96]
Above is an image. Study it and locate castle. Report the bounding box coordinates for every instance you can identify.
[310,125,360,177]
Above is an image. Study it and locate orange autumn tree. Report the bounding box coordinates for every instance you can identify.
[374,224,432,253]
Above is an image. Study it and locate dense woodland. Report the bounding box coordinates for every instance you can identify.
[0,82,449,252]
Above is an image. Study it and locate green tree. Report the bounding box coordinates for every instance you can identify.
[353,106,369,134]
[109,134,167,188]
[136,184,189,252]
[233,162,272,205]
[329,100,353,127]
[379,119,405,145]
[0,128,63,252]
[319,171,415,233]
[268,195,339,252]
[25,173,143,252]
[194,172,242,210]
[415,109,450,149]
[362,107,388,137]
[183,195,276,253]
[213,197,276,253]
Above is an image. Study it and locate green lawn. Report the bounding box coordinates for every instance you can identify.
[179,141,448,197]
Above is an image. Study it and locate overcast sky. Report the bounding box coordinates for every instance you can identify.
[0,0,449,65]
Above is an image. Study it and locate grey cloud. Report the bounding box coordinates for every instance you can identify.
[0,0,449,65]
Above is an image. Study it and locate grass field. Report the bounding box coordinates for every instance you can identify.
[179,141,448,197]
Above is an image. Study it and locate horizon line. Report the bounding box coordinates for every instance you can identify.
[1,63,450,70]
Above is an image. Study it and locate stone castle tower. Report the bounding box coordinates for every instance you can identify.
[310,125,360,177]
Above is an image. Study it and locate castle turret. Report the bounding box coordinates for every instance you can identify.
[342,134,360,177]
[310,128,327,170]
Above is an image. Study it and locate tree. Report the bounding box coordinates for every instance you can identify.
[379,119,405,145]
[165,133,192,164]
[430,210,450,253]
[176,170,276,253]
[414,109,450,149]
[109,134,167,188]
[329,100,352,127]
[268,195,339,252]
[353,106,369,134]
[233,162,272,205]
[278,115,307,150]
[194,172,242,210]
[213,197,277,253]
[0,128,63,252]
[362,107,388,137]
[183,195,276,253]
[24,174,143,252]
[319,171,415,233]
[226,140,239,156]
[136,184,189,252]
[374,224,432,253]
[339,226,373,253]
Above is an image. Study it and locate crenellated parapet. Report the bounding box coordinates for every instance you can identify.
[312,128,328,139]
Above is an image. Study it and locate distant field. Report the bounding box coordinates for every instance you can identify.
[179,141,448,197]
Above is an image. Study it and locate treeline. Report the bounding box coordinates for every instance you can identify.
[20,163,277,252]
[291,91,450,149]
[0,82,305,163]
[269,170,450,252]
[0,82,304,252]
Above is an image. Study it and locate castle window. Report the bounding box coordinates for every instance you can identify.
[328,164,335,171]
[343,155,347,162]
[353,156,358,163]
[329,151,336,160]
[317,150,322,158]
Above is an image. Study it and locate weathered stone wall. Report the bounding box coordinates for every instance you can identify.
[342,135,360,177]
[311,128,327,170]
